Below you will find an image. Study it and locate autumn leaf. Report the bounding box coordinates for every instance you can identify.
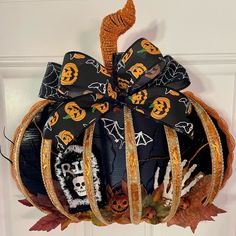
[167,175,226,233]
[152,184,163,202]
[61,219,73,231]
[91,214,106,226]
[141,184,148,200]
[115,216,131,224]
[34,194,54,209]
[53,180,69,206]
[18,199,33,207]
[29,213,66,232]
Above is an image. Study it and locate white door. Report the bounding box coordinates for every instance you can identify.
[0,1,236,236]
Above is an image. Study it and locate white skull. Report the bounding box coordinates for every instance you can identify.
[72,176,87,197]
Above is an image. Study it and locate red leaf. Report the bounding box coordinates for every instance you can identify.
[29,213,65,232]
[18,199,33,207]
[35,193,54,209]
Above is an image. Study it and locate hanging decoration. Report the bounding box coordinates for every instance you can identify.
[5,0,235,233]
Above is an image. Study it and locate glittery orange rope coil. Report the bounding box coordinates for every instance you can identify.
[100,0,136,72]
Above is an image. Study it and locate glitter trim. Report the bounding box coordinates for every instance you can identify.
[10,100,51,214]
[41,139,79,221]
[124,106,142,224]
[83,123,111,225]
[190,99,224,205]
[161,127,182,222]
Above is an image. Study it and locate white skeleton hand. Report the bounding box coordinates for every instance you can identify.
[154,159,203,206]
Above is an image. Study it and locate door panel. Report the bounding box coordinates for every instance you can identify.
[0,1,235,236]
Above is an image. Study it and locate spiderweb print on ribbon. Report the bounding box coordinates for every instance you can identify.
[39,63,68,101]
[151,56,189,87]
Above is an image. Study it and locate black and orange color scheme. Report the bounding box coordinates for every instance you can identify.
[8,0,235,233]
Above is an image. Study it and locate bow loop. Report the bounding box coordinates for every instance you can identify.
[59,52,115,98]
[115,38,166,93]
[151,56,190,90]
[39,62,67,101]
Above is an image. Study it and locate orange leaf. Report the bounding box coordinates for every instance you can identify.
[61,219,73,231]
[167,175,226,233]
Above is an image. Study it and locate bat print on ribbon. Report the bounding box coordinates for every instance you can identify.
[101,118,125,149]
[135,131,153,146]
[179,97,192,113]
[101,118,153,149]
[88,82,107,94]
[70,53,86,61]
[175,121,194,135]
[86,59,101,73]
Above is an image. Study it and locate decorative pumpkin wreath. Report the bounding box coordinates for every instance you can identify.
[4,0,235,233]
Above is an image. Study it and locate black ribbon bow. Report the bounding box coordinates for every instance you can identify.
[40,38,193,150]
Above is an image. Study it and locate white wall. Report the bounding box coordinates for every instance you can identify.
[0,1,236,236]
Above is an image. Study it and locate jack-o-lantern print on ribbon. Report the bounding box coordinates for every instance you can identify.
[128,63,147,79]
[107,83,117,99]
[99,66,110,77]
[140,39,161,55]
[57,130,74,145]
[64,102,86,121]
[48,111,59,127]
[61,63,79,86]
[92,102,110,114]
[117,78,130,90]
[150,97,171,120]
[122,48,133,64]
[130,90,148,105]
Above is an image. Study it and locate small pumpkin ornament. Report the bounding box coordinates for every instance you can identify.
[108,186,129,215]
[8,0,235,233]
[110,193,129,214]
